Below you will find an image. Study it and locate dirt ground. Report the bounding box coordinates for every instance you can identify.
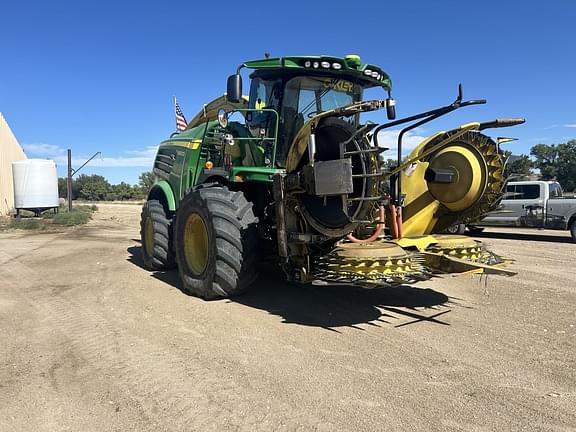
[0,204,575,432]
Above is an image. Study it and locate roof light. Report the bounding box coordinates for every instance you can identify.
[304,61,311,67]
[313,61,319,68]
[371,71,379,78]
[332,62,342,70]
[321,61,330,68]
[344,54,361,68]
[364,69,372,76]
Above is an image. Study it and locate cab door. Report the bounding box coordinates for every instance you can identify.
[511,183,545,227]
[482,184,519,226]
[545,182,566,228]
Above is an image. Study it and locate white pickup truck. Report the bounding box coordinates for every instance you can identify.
[476,180,576,242]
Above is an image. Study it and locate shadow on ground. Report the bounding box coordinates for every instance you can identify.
[473,230,573,244]
[127,245,456,330]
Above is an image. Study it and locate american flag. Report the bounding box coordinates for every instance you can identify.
[175,99,187,132]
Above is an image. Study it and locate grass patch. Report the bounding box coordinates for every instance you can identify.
[9,218,45,230]
[2,205,97,231]
[52,207,94,226]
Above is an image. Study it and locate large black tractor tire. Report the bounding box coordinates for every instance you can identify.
[140,200,176,270]
[174,185,258,300]
[570,220,576,243]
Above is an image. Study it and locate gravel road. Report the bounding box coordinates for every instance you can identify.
[1,204,575,431]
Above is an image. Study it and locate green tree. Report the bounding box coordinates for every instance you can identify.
[138,171,155,191]
[530,143,559,180]
[58,177,68,198]
[58,177,79,199]
[75,174,111,201]
[503,153,533,180]
[530,140,576,191]
[556,140,576,191]
[109,182,138,201]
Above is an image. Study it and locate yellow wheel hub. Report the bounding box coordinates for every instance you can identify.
[144,218,155,257]
[401,131,506,236]
[183,213,209,275]
[427,144,487,212]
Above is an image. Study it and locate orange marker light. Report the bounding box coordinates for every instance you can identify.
[205,161,213,170]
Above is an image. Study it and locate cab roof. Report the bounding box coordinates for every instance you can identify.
[241,55,392,90]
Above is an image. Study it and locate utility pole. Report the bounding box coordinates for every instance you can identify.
[67,149,73,212]
[66,150,102,212]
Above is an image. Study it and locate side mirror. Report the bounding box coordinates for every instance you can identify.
[226,74,242,103]
[386,98,396,120]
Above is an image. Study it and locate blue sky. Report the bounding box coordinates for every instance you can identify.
[1,1,574,185]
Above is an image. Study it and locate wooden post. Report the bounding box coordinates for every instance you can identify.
[67,149,72,212]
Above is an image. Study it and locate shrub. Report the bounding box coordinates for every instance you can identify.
[52,209,92,226]
[6,205,97,229]
[9,219,44,230]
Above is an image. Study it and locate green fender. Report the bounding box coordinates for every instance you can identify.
[148,180,176,211]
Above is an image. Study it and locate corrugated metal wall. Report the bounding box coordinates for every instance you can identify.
[0,113,27,216]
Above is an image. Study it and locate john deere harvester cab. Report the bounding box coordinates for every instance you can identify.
[141,54,524,299]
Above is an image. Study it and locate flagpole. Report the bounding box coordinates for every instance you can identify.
[173,95,177,132]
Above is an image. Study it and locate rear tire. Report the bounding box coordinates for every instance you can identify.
[570,220,576,243]
[445,223,466,235]
[174,185,258,299]
[467,225,485,234]
[140,200,175,270]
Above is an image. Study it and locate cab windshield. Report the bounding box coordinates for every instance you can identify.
[283,76,362,118]
[276,76,362,166]
[248,75,364,167]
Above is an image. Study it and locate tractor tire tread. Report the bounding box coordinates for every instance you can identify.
[140,200,176,270]
[175,185,259,299]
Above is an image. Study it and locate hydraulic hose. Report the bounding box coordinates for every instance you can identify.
[347,206,385,243]
[396,206,403,239]
[389,202,398,239]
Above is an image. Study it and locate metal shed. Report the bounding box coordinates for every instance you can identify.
[0,112,27,216]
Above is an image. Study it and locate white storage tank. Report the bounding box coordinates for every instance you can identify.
[12,159,59,213]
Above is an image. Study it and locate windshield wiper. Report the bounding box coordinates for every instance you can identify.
[299,78,339,116]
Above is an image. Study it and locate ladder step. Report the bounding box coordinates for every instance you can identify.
[344,148,381,155]
[347,196,382,202]
[352,173,383,178]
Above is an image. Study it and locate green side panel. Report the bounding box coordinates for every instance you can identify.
[167,126,205,141]
[186,142,204,190]
[152,145,182,201]
[150,180,176,211]
[229,167,283,184]
[153,122,212,207]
